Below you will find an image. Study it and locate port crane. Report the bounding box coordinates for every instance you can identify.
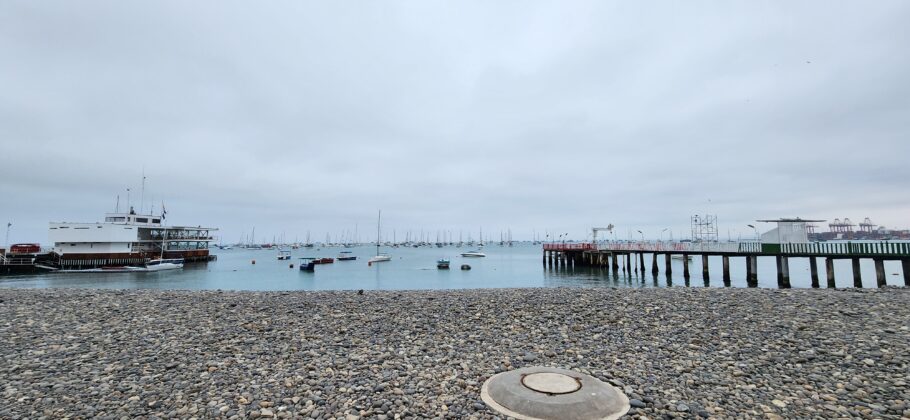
[591,225,614,243]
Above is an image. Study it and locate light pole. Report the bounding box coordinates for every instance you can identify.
[660,228,668,242]
[637,230,644,241]
[747,224,759,241]
[4,222,10,249]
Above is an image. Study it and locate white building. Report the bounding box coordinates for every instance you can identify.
[48,209,217,269]
[757,218,824,244]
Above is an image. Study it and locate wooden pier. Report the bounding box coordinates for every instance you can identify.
[543,241,910,288]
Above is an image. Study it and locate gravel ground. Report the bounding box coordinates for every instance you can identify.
[1,287,909,419]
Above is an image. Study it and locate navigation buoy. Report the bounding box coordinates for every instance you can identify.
[251,259,256,265]
[289,264,294,269]
[461,264,471,270]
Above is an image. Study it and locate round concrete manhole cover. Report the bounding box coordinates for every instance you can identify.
[521,372,582,395]
[480,366,630,420]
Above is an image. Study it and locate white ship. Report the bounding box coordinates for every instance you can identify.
[48,207,217,271]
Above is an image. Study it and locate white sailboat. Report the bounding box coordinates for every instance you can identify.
[146,228,184,270]
[368,210,391,264]
[462,226,486,257]
[461,250,486,257]
[145,258,184,271]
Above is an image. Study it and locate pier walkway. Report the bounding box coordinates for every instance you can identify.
[543,241,910,288]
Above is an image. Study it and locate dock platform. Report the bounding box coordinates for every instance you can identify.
[543,241,910,288]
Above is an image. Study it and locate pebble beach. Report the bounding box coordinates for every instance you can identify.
[1,287,909,419]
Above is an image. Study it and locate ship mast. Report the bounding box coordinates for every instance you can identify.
[376,210,382,256]
[140,169,146,215]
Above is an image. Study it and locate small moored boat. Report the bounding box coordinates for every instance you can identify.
[437,258,450,269]
[461,250,486,257]
[337,251,357,261]
[299,257,316,272]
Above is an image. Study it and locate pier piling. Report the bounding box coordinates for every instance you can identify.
[722,256,730,286]
[745,256,752,287]
[781,257,791,288]
[682,255,690,280]
[746,256,757,287]
[809,257,819,288]
[625,254,632,275]
[874,259,886,288]
[852,258,862,288]
[651,253,659,275]
[776,256,783,288]
[826,258,836,288]
[904,259,910,287]
[639,253,645,275]
[701,255,709,281]
[611,253,618,275]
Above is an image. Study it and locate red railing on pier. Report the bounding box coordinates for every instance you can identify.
[543,243,596,251]
[594,240,909,256]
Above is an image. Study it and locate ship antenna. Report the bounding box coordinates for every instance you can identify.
[140,168,146,215]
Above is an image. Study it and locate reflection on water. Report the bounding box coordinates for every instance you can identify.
[0,244,904,290]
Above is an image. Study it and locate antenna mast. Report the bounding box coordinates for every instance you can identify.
[140,169,146,215]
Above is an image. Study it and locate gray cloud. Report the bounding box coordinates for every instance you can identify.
[2,1,909,244]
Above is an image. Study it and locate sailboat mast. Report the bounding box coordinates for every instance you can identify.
[376,210,381,256]
[160,228,167,259]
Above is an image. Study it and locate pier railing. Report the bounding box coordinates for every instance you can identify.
[543,243,595,251]
[597,241,746,253]
[777,241,910,256]
[544,240,910,257]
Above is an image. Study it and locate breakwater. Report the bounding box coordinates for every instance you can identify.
[1,287,908,418]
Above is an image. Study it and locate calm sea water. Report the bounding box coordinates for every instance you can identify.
[0,243,905,290]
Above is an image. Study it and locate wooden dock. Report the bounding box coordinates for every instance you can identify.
[543,241,910,288]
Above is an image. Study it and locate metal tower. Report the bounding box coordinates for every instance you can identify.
[691,214,718,242]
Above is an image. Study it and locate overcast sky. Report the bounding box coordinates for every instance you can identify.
[2,1,909,244]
